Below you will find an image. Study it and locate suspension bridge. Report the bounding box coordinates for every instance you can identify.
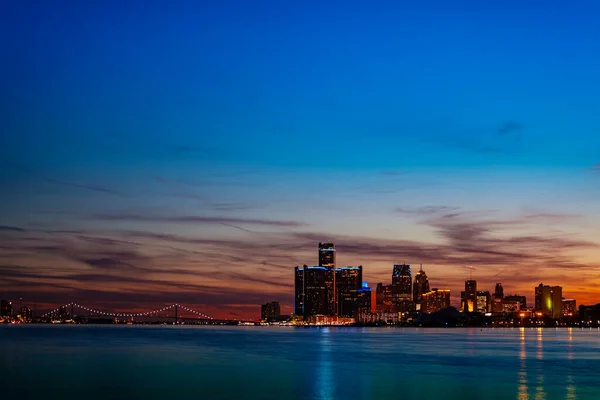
[39,303,245,324]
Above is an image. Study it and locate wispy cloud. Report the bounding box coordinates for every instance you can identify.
[91,213,306,227]
[0,225,25,232]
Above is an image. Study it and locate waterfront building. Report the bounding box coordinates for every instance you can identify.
[412,265,430,312]
[375,283,393,313]
[0,300,12,317]
[318,243,337,315]
[294,266,304,316]
[503,299,522,312]
[477,291,491,313]
[336,266,363,317]
[535,283,563,319]
[392,264,412,313]
[422,289,451,313]
[504,295,527,310]
[461,280,477,312]
[357,282,372,316]
[562,299,576,317]
[492,283,504,313]
[261,301,281,321]
[303,266,335,317]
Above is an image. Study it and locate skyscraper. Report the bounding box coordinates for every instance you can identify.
[318,242,336,268]
[462,280,477,312]
[336,266,362,317]
[422,289,451,313]
[392,264,412,313]
[357,282,372,318]
[494,283,504,299]
[376,283,393,313]
[492,283,504,313]
[318,243,336,315]
[412,265,430,312]
[294,266,304,316]
[535,283,562,319]
[303,266,331,317]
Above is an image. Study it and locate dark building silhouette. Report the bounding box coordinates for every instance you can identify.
[579,304,600,322]
[318,243,336,315]
[0,300,12,317]
[336,266,362,317]
[376,283,393,313]
[392,264,412,313]
[261,301,280,321]
[494,283,504,299]
[492,283,504,313]
[303,266,335,317]
[412,265,430,311]
[294,266,304,315]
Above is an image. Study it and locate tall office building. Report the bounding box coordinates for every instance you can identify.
[261,301,281,321]
[412,265,430,312]
[336,266,362,317]
[294,266,305,316]
[357,282,372,316]
[318,242,336,267]
[494,283,504,299]
[477,291,491,313]
[462,280,477,312]
[318,243,336,315]
[422,289,451,313]
[303,266,332,317]
[492,283,504,312]
[376,283,393,313]
[535,283,562,319]
[392,264,412,313]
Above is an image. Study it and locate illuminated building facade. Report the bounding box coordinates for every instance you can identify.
[504,295,526,310]
[477,291,491,313]
[318,243,336,315]
[503,299,521,312]
[461,280,477,312]
[336,266,363,317]
[376,283,393,313]
[392,264,412,313]
[261,301,281,321]
[294,266,304,316]
[562,299,576,317]
[412,265,430,312]
[535,283,563,319]
[357,282,372,316]
[422,289,451,313]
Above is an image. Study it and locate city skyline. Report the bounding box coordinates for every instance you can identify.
[2,2,600,320]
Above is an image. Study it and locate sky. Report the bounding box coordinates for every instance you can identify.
[1,1,600,319]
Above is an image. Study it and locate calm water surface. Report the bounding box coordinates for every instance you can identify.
[1,326,599,399]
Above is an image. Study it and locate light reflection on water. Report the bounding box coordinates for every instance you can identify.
[1,325,600,400]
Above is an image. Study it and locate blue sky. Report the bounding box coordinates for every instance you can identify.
[1,1,600,318]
